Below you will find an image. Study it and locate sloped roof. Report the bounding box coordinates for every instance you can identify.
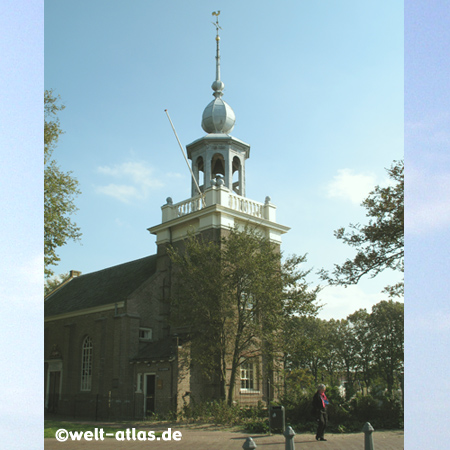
[131,339,176,363]
[45,254,158,317]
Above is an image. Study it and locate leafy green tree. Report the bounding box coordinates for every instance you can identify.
[369,300,404,394]
[283,367,315,402]
[321,319,344,386]
[44,90,81,277]
[320,160,404,297]
[285,316,327,383]
[332,319,357,397]
[44,272,69,297]
[169,226,319,404]
[346,308,374,393]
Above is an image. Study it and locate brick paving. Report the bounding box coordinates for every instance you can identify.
[45,423,404,449]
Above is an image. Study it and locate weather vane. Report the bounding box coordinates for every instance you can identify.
[212,10,221,33]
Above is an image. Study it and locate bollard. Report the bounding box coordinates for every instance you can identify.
[283,426,296,450]
[362,422,374,450]
[242,436,257,449]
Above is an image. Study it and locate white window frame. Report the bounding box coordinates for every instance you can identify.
[136,373,143,393]
[139,327,153,341]
[80,336,93,391]
[240,361,257,392]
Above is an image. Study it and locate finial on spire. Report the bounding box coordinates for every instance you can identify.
[212,10,221,33]
[201,11,236,134]
[211,11,224,97]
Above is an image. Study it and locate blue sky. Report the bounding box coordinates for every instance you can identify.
[44,0,403,321]
[3,0,449,448]
[0,1,43,448]
[404,1,450,448]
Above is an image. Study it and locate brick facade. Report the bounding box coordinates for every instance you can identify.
[44,237,277,419]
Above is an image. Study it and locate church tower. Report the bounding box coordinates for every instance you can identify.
[149,14,289,249]
[188,14,247,197]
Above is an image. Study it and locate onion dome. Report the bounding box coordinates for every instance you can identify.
[201,95,236,134]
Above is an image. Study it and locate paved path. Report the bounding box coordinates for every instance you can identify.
[45,424,404,449]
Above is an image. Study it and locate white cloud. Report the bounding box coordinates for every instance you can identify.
[96,183,140,203]
[317,285,387,321]
[96,161,164,203]
[326,169,376,204]
[166,172,184,179]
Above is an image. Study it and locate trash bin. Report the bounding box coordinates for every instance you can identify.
[269,405,285,432]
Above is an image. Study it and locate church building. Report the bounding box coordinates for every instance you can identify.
[44,16,290,420]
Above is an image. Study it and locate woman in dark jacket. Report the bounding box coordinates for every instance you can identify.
[312,384,329,441]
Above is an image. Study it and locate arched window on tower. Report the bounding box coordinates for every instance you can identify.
[80,336,93,391]
[195,156,204,191]
[232,156,241,195]
[211,153,225,178]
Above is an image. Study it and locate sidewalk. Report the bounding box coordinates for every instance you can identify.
[44,424,404,449]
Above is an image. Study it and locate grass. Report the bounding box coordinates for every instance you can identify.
[44,420,163,439]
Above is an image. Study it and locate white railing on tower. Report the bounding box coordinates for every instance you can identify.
[176,196,204,217]
[162,187,274,223]
[228,194,264,218]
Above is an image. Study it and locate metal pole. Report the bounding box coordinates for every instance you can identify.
[362,422,375,450]
[164,109,205,207]
[267,377,271,435]
[283,426,295,450]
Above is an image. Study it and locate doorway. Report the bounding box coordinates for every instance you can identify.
[144,374,156,416]
[48,371,61,412]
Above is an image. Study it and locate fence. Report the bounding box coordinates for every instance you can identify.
[47,393,137,421]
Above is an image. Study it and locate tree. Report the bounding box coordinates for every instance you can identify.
[320,160,404,297]
[44,273,69,297]
[284,316,327,383]
[168,226,319,404]
[44,90,81,277]
[369,300,404,394]
[346,309,374,393]
[322,319,345,386]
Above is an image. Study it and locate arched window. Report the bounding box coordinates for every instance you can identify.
[211,153,225,178]
[232,156,241,194]
[80,336,93,391]
[195,156,204,188]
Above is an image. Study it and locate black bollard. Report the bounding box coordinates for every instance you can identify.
[283,426,295,450]
[242,436,257,449]
[362,422,374,450]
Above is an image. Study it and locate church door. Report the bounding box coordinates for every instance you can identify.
[144,374,156,416]
[48,371,61,412]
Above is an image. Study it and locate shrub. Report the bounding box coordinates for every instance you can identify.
[283,385,403,433]
[179,400,267,427]
[244,418,269,434]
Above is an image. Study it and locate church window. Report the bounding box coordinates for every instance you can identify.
[80,336,93,391]
[139,328,153,341]
[240,361,256,391]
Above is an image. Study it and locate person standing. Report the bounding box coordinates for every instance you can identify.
[312,384,329,441]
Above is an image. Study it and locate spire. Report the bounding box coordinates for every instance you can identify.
[201,11,236,135]
[211,11,224,97]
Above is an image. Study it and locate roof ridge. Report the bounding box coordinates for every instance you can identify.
[76,254,157,278]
